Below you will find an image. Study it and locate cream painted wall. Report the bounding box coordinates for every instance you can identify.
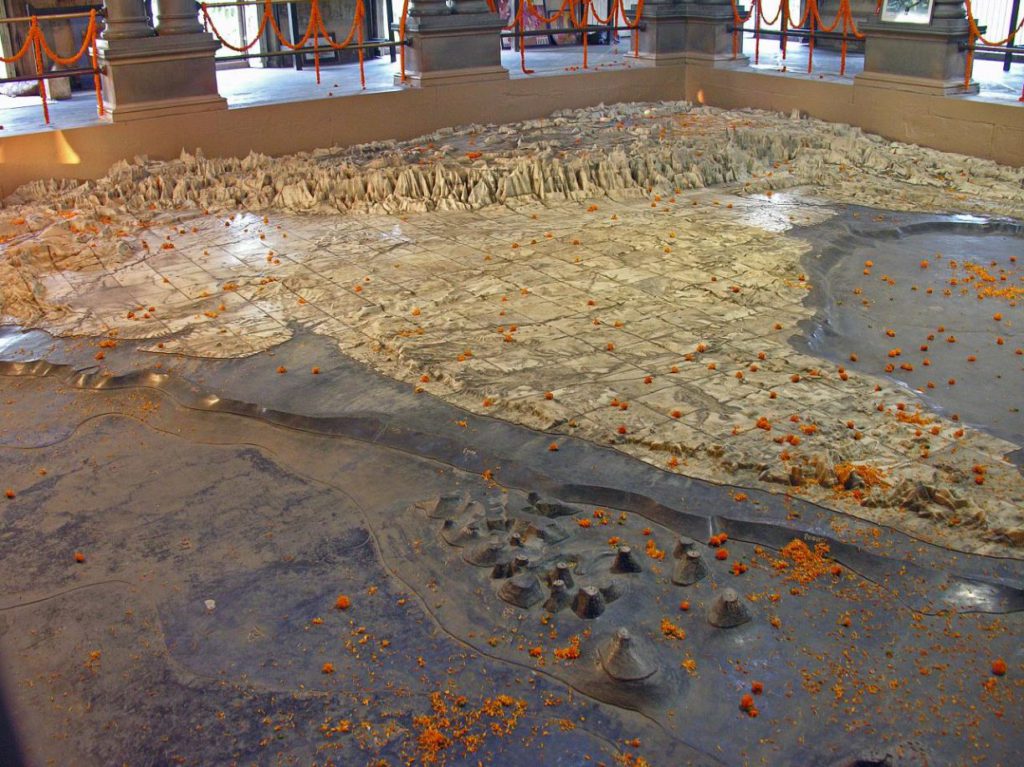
[1,63,1021,198]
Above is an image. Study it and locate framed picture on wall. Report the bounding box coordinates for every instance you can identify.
[880,0,934,24]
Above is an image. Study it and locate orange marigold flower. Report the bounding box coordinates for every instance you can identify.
[74,551,85,563]
[751,681,764,695]
[991,659,1007,676]
[715,549,729,561]
[660,618,686,640]
[322,662,335,674]
[548,442,559,452]
[335,595,351,610]
[645,538,665,560]
[554,636,581,660]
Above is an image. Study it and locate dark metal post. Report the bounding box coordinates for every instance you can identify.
[288,1,302,69]
[1005,0,1021,71]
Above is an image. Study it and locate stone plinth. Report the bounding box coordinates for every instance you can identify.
[98,33,227,121]
[855,1,979,95]
[636,0,748,67]
[397,2,509,87]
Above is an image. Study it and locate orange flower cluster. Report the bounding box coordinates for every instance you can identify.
[660,618,686,640]
[771,539,835,584]
[739,693,758,717]
[412,691,527,764]
[834,463,889,490]
[553,635,581,660]
[644,538,665,561]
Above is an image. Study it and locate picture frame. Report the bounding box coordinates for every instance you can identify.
[880,0,935,24]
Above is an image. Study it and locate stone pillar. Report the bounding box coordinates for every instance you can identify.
[636,0,748,67]
[635,0,690,64]
[102,0,158,39]
[854,0,979,94]
[153,0,207,35]
[97,0,227,121]
[397,0,510,86]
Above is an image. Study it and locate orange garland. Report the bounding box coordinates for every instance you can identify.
[510,0,645,74]
[731,0,754,60]
[200,0,366,87]
[963,0,1024,96]
[732,0,867,76]
[2,10,104,125]
[399,0,410,82]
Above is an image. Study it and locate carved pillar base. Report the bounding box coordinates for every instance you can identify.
[396,11,509,87]
[636,2,748,67]
[97,33,228,122]
[855,20,978,95]
[635,3,690,64]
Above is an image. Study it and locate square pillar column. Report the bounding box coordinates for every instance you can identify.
[397,0,510,87]
[854,0,979,95]
[637,0,748,67]
[97,0,227,122]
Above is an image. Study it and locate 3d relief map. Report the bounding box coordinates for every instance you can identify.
[1,102,1022,766]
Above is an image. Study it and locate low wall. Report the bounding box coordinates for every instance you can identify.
[0,66,686,198]
[686,67,1024,167]
[1,62,1021,198]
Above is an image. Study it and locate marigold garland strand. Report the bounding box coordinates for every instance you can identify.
[2,11,103,124]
